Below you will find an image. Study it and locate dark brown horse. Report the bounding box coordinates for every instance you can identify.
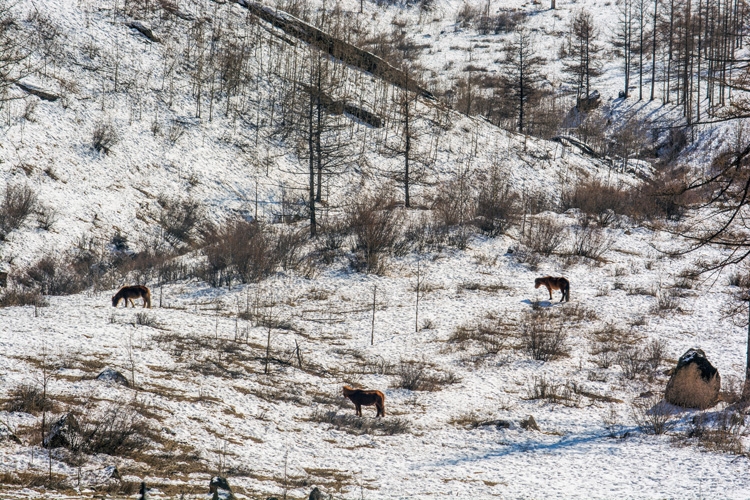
[342,385,385,417]
[534,276,570,302]
[112,285,152,308]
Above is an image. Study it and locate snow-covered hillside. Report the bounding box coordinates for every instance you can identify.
[0,0,749,498]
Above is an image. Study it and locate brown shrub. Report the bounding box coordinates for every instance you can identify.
[0,184,38,240]
[521,215,566,256]
[561,180,630,227]
[203,219,278,286]
[474,173,518,237]
[521,310,568,361]
[347,192,403,273]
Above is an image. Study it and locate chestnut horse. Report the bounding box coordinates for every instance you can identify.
[342,386,385,417]
[534,276,570,302]
[112,285,152,308]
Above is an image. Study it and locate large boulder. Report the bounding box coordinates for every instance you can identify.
[209,476,235,500]
[44,413,79,449]
[665,348,721,409]
[96,367,129,387]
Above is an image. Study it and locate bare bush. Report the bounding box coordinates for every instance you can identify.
[432,177,474,248]
[134,312,156,327]
[347,193,403,273]
[309,410,410,435]
[18,256,88,296]
[0,287,47,308]
[0,184,38,239]
[561,180,630,227]
[521,215,566,256]
[4,384,52,414]
[448,314,514,358]
[393,360,460,391]
[685,411,744,454]
[631,395,676,435]
[590,324,641,369]
[569,222,613,260]
[527,376,579,406]
[474,172,518,237]
[617,346,649,380]
[64,404,149,457]
[651,288,681,314]
[91,121,119,154]
[521,310,568,361]
[628,168,693,222]
[203,219,278,286]
[158,196,204,249]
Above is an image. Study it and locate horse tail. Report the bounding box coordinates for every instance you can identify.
[145,288,152,308]
[377,392,386,417]
[566,282,570,302]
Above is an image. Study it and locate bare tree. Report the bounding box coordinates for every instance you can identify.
[564,11,602,102]
[0,0,30,107]
[501,28,545,133]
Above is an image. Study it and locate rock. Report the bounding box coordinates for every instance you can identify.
[128,21,160,43]
[520,415,540,431]
[209,476,235,500]
[577,90,600,112]
[96,367,130,387]
[103,465,121,480]
[309,487,324,500]
[44,413,79,448]
[664,348,721,410]
[16,82,59,102]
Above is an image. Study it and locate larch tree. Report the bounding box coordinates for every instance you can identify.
[501,28,545,133]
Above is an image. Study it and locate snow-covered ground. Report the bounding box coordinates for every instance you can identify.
[1,222,749,498]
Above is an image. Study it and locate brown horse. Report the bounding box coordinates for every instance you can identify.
[342,386,385,417]
[534,276,570,302]
[112,285,152,308]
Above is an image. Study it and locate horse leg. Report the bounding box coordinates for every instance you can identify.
[129,298,136,307]
[355,404,362,417]
[546,285,553,300]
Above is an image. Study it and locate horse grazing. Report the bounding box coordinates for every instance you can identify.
[112,285,152,308]
[534,276,570,302]
[342,385,385,417]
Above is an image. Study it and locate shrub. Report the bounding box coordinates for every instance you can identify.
[203,219,278,286]
[521,215,566,256]
[91,121,119,154]
[686,411,744,454]
[569,222,613,260]
[393,360,460,391]
[4,384,52,414]
[432,177,474,248]
[527,376,579,405]
[0,287,47,308]
[617,346,649,379]
[309,410,410,435]
[64,404,149,457]
[521,310,568,361]
[631,395,676,435]
[0,184,38,239]
[561,180,630,227]
[347,192,403,273]
[18,256,88,296]
[628,168,693,222]
[474,174,518,237]
[158,196,204,249]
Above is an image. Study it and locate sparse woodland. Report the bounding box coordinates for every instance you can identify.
[0,0,750,498]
